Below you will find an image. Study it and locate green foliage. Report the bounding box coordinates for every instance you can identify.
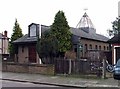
[9,19,23,55]
[108,17,120,36]
[36,10,72,63]
[50,10,72,53]
[36,31,58,63]
[11,19,23,41]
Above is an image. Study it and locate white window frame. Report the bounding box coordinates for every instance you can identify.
[114,46,120,64]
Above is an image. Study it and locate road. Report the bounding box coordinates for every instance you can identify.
[1,80,119,89]
[2,80,58,87]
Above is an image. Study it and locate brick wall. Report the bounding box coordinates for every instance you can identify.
[2,62,55,75]
[80,38,109,58]
[81,39,109,51]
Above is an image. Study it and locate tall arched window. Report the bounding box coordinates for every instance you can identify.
[99,46,101,50]
[89,44,92,49]
[85,44,88,52]
[104,46,106,50]
[95,45,98,50]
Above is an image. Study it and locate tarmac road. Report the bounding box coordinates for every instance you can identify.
[2,80,58,87]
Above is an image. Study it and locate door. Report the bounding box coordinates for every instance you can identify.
[29,45,36,63]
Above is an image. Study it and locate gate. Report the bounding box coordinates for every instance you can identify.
[55,59,69,74]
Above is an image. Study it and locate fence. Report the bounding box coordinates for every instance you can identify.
[55,59,103,77]
[54,50,106,77]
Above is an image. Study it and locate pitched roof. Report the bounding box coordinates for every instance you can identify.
[13,34,37,44]
[13,25,50,44]
[13,25,109,44]
[70,27,109,42]
[107,32,120,43]
[71,35,80,44]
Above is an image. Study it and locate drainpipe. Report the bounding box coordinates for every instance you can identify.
[2,34,3,60]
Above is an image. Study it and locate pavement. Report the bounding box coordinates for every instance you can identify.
[1,72,120,88]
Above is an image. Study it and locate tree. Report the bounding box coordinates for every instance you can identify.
[108,17,120,36]
[36,11,72,64]
[9,19,23,57]
[50,10,72,57]
[36,31,58,64]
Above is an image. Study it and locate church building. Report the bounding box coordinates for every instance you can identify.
[13,12,110,64]
[70,12,109,58]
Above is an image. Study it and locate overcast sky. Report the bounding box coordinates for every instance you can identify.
[0,0,119,37]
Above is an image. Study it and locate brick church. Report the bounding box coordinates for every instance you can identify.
[13,12,109,64]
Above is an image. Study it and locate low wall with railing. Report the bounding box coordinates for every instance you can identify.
[2,62,55,75]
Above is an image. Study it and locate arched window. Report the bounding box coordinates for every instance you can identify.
[104,46,106,50]
[99,46,101,50]
[22,46,24,53]
[107,46,109,50]
[89,44,92,49]
[95,45,98,50]
[85,44,88,52]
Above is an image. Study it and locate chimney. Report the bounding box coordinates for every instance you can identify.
[4,30,7,37]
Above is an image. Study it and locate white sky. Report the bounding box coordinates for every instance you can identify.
[0,0,119,38]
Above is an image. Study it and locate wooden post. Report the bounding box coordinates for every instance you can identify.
[102,58,106,79]
[68,59,72,75]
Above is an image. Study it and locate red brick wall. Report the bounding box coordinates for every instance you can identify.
[80,38,109,58]
[2,62,55,75]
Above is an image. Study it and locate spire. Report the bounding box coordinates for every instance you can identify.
[76,12,96,34]
[76,12,95,29]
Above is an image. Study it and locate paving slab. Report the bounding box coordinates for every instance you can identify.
[1,72,119,88]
